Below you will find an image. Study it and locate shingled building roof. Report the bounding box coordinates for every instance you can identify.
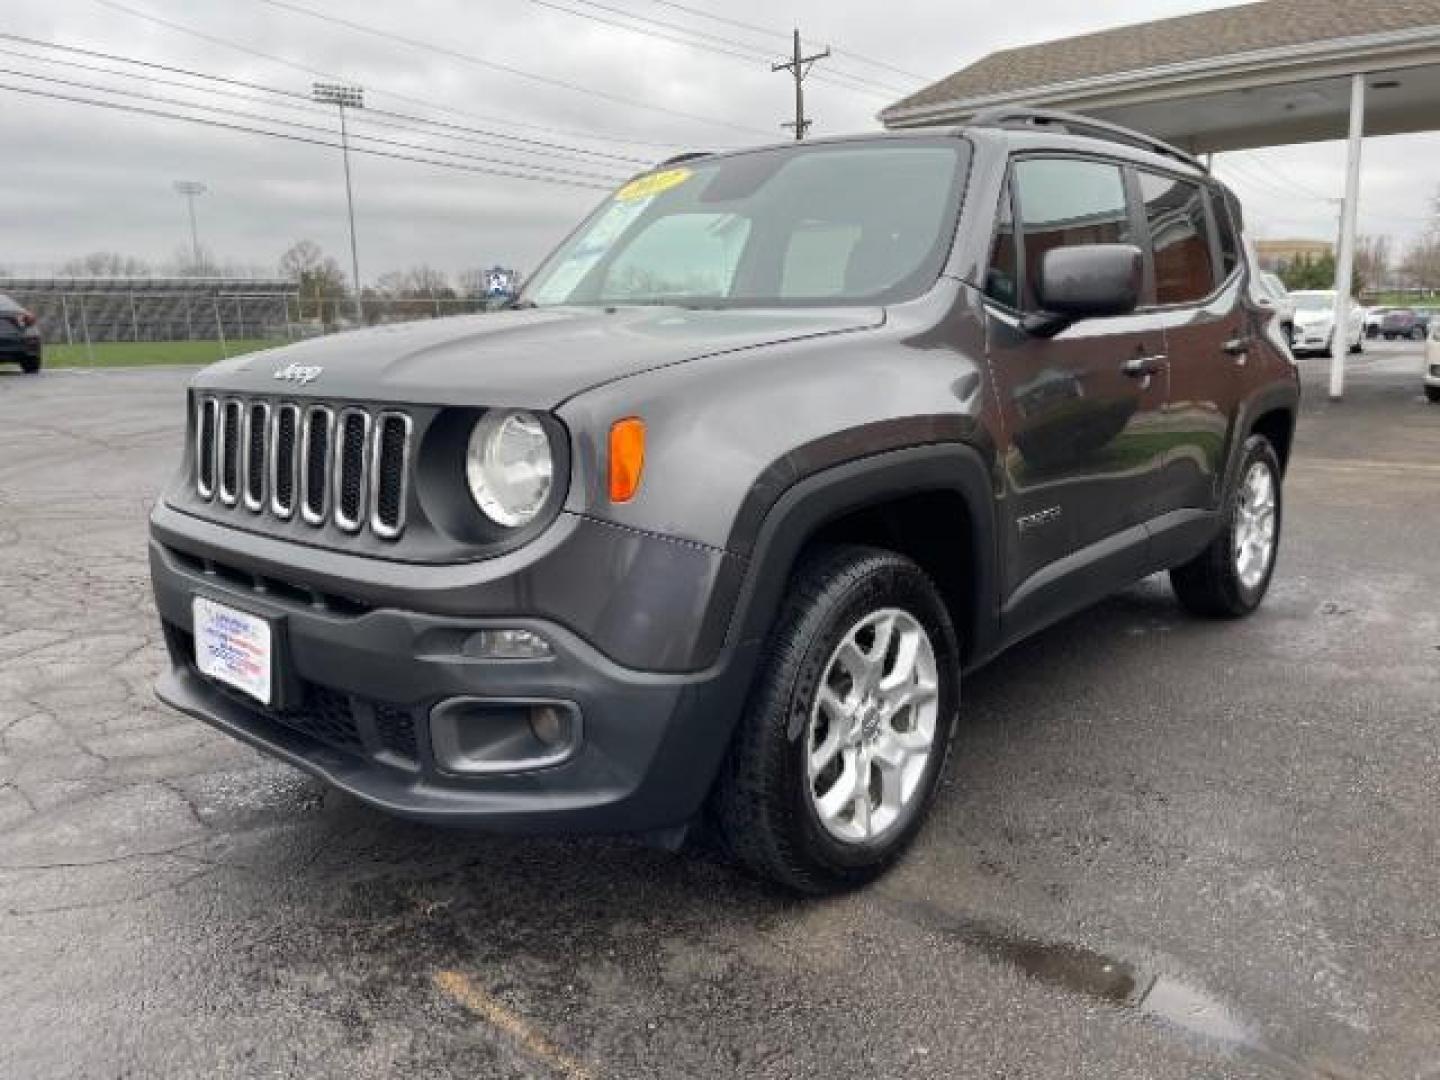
[881,0,1440,122]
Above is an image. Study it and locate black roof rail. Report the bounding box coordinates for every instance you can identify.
[656,151,713,168]
[968,107,1207,173]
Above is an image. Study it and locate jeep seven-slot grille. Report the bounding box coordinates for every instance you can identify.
[194,395,411,540]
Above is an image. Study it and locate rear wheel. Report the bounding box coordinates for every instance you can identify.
[1425,386,1440,404]
[20,355,40,375]
[712,544,959,894]
[1170,435,1282,618]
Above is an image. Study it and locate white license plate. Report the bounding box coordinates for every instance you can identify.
[193,597,273,705]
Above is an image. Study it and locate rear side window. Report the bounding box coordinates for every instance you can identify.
[1139,172,1216,305]
[1013,158,1133,310]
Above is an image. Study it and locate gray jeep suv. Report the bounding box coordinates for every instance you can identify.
[149,110,1298,892]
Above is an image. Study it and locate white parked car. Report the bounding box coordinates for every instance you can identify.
[1258,273,1296,342]
[1425,319,1440,403]
[1289,290,1365,356]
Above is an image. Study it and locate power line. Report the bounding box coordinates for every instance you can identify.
[528,0,911,97]
[636,0,936,83]
[82,1,705,150]
[247,0,773,135]
[0,36,652,168]
[1,66,632,183]
[0,80,617,190]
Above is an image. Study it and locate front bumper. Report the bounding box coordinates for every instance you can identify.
[150,533,753,834]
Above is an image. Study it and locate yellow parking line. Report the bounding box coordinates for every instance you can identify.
[1294,457,1440,476]
[433,970,595,1080]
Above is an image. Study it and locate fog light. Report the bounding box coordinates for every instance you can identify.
[430,698,582,775]
[472,628,553,659]
[529,704,572,748]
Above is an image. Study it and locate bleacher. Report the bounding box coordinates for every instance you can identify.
[0,277,299,343]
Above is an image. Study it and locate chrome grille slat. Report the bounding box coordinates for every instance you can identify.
[270,404,299,520]
[370,412,412,539]
[218,399,242,507]
[300,405,334,526]
[333,408,371,534]
[196,397,218,500]
[242,401,270,512]
[193,396,410,540]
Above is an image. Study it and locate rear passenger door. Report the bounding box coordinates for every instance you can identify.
[984,155,1170,609]
[1130,170,1246,543]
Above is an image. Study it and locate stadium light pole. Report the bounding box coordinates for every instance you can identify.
[312,82,365,324]
[173,180,207,273]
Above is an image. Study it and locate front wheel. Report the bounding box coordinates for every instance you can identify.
[20,356,40,374]
[1426,386,1440,404]
[1412,327,1427,342]
[1170,435,1283,618]
[711,545,959,894]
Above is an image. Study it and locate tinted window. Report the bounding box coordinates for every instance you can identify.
[1212,188,1240,277]
[984,178,1019,308]
[524,141,968,308]
[1013,158,1132,310]
[1140,172,1216,305]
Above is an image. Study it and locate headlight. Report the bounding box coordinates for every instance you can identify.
[465,410,554,527]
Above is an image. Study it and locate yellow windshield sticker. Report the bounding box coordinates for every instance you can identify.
[615,167,691,202]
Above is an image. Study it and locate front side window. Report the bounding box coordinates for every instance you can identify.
[524,141,969,308]
[1139,172,1216,305]
[1012,158,1132,310]
[984,178,1020,309]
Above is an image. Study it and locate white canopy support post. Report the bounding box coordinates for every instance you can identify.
[1330,74,1366,401]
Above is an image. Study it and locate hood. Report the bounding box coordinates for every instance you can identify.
[192,304,885,407]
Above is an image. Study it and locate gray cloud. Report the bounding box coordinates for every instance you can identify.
[2,0,1434,282]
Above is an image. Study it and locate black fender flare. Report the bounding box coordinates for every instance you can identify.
[717,440,1001,671]
[1223,379,1300,501]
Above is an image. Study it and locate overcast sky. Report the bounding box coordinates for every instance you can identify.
[2,0,1436,282]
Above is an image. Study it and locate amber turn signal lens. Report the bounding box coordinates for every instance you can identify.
[608,417,646,503]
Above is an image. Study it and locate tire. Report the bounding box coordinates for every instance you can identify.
[1426,386,1440,404]
[20,356,40,375]
[1413,327,1427,342]
[1170,435,1283,618]
[1350,336,1364,355]
[711,544,959,894]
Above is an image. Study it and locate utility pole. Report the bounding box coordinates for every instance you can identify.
[173,180,207,272]
[313,81,365,325]
[771,29,830,141]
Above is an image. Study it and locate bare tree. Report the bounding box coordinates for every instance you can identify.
[279,240,349,324]
[1400,235,1440,290]
[58,252,151,277]
[1353,235,1391,294]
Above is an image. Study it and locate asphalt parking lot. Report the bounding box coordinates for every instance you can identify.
[1,342,1436,1080]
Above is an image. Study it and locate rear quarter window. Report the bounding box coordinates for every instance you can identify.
[1138,171,1216,305]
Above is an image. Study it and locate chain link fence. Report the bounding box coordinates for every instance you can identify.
[0,278,506,366]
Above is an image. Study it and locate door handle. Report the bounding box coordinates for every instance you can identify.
[1223,337,1251,356]
[1123,355,1164,378]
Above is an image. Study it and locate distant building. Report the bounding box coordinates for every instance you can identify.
[1254,239,1334,272]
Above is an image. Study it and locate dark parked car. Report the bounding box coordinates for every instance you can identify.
[149,110,1298,892]
[1381,308,1430,340]
[0,293,41,373]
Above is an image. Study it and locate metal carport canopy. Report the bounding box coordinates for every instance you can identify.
[880,0,1440,399]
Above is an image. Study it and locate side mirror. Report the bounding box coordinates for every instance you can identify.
[1025,244,1143,337]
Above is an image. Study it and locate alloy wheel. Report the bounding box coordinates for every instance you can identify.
[806,608,940,844]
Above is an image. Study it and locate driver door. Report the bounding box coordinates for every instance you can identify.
[984,156,1170,623]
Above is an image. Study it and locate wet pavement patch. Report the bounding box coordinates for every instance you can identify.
[883,894,1359,1080]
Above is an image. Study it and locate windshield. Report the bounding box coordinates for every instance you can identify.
[522,139,968,308]
[1292,291,1336,312]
